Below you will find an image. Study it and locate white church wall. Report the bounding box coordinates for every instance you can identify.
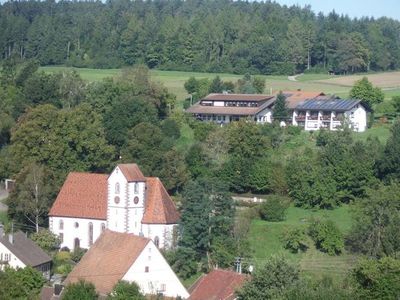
[142,224,175,249]
[50,216,105,250]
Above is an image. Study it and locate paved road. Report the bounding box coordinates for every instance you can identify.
[0,189,9,212]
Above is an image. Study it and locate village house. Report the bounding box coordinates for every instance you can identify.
[64,230,189,299]
[49,163,180,251]
[186,91,367,132]
[185,93,275,124]
[189,269,248,300]
[0,226,52,279]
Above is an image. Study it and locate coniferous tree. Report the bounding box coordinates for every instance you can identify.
[273,91,289,122]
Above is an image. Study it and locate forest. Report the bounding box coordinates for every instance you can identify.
[1,0,400,74]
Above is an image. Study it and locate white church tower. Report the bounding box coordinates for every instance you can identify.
[107,164,146,236]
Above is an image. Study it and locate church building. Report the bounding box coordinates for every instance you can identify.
[49,164,180,250]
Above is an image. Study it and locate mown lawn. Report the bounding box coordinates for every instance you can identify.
[248,204,357,280]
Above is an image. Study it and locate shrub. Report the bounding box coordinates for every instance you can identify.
[71,248,87,263]
[259,195,290,222]
[309,219,344,255]
[282,227,308,253]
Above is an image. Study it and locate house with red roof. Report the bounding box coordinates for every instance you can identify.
[49,164,180,250]
[189,269,247,300]
[64,230,189,299]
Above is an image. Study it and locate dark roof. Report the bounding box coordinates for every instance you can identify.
[0,231,51,267]
[295,99,362,111]
[189,269,248,300]
[117,164,146,182]
[204,93,273,102]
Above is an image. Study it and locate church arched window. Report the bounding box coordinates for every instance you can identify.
[101,223,106,232]
[88,222,93,246]
[154,236,160,248]
[115,183,120,194]
[59,220,64,230]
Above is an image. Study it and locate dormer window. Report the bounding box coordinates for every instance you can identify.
[134,183,139,194]
[115,183,120,194]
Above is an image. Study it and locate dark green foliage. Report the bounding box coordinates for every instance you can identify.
[30,229,61,254]
[236,256,300,299]
[283,276,354,300]
[259,195,290,222]
[209,76,224,93]
[104,97,158,148]
[349,77,384,111]
[348,183,400,257]
[0,266,46,300]
[282,227,308,253]
[272,91,289,121]
[0,1,400,73]
[309,219,344,255]
[178,179,235,277]
[161,118,180,140]
[351,256,400,300]
[377,120,400,182]
[23,71,61,107]
[71,247,87,263]
[108,280,145,300]
[63,280,98,300]
[391,95,400,113]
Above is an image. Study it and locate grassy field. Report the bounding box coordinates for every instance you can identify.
[248,205,357,280]
[40,67,400,106]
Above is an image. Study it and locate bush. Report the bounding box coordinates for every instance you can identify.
[309,219,344,255]
[259,195,290,222]
[286,125,302,136]
[282,227,308,253]
[71,248,87,263]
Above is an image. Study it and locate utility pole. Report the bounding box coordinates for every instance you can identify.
[235,257,242,274]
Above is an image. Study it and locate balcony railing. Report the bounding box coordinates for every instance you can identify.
[307,116,319,120]
[295,116,306,121]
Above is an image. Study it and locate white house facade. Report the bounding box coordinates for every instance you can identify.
[49,164,180,251]
[64,230,189,299]
[186,92,367,132]
[0,230,52,279]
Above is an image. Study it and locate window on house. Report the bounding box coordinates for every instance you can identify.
[148,256,151,261]
[4,254,8,261]
[134,183,139,194]
[101,223,106,232]
[154,236,160,248]
[59,220,64,230]
[160,284,166,292]
[115,183,120,194]
[59,233,64,243]
[88,222,93,246]
[145,266,149,273]
[74,222,79,228]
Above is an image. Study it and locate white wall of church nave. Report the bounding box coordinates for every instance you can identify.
[50,216,105,250]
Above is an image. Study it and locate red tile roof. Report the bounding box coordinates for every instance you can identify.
[204,93,273,102]
[49,171,179,225]
[280,91,326,109]
[142,177,180,224]
[64,230,150,296]
[189,269,248,300]
[49,172,108,220]
[117,164,146,182]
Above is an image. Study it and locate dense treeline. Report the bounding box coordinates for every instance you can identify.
[1,0,400,74]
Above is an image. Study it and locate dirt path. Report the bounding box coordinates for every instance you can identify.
[288,73,303,82]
